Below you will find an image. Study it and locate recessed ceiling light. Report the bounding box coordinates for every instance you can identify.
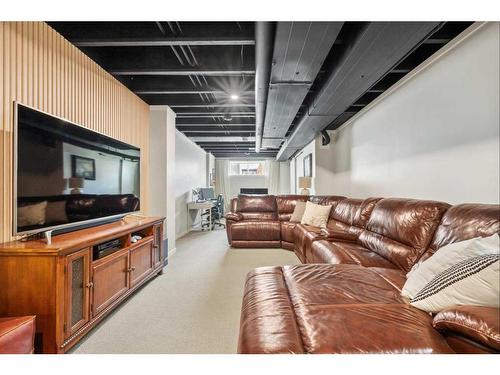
[230,94,239,100]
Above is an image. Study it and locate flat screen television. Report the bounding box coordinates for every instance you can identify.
[14,103,141,236]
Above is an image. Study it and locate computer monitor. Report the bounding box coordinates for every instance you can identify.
[199,187,215,200]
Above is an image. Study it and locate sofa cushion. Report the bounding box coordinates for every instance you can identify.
[308,195,346,210]
[230,221,281,242]
[293,304,453,354]
[281,221,297,244]
[358,198,450,272]
[310,240,399,269]
[238,265,453,354]
[293,224,322,261]
[236,194,277,213]
[283,264,406,305]
[422,203,500,262]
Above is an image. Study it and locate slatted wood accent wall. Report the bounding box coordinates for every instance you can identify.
[0,22,150,242]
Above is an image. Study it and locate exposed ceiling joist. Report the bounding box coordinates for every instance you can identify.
[110,69,255,76]
[189,136,256,142]
[135,90,254,95]
[177,123,255,127]
[170,103,255,108]
[176,111,254,116]
[73,37,255,47]
[181,129,255,133]
[142,96,254,107]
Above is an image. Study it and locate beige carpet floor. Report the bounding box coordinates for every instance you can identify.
[70,227,299,354]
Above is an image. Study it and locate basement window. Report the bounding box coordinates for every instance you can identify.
[229,161,266,176]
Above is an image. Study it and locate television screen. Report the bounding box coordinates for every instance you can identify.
[15,103,141,235]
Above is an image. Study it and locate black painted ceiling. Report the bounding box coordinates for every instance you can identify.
[48,21,472,159]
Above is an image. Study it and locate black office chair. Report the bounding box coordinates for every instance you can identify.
[201,194,225,230]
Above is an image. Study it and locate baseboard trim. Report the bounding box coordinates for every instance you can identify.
[176,230,189,239]
[168,247,177,258]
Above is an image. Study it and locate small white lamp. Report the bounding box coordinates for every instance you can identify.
[298,176,312,195]
[69,177,84,194]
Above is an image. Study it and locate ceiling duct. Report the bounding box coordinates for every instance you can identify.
[261,22,343,150]
[254,22,276,153]
[276,22,441,161]
[321,130,331,146]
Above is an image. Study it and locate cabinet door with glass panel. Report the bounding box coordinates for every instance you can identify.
[64,248,91,338]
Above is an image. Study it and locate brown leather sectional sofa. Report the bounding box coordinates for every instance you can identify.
[225,194,500,354]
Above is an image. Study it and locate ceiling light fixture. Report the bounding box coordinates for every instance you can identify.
[230,94,239,100]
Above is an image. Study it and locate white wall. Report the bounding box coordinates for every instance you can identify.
[149,106,176,253]
[206,153,215,187]
[175,131,208,238]
[289,158,296,194]
[310,22,499,204]
[279,161,291,194]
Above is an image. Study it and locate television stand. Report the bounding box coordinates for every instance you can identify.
[0,215,166,353]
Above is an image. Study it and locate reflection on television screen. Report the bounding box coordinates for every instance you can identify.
[16,104,141,234]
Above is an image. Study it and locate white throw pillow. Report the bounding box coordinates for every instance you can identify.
[17,201,47,227]
[409,255,499,313]
[289,201,306,223]
[402,234,500,313]
[300,201,332,228]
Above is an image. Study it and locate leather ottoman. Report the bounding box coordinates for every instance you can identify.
[0,316,36,354]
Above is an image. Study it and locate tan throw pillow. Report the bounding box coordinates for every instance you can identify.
[45,201,68,224]
[300,201,332,228]
[289,201,306,223]
[17,201,47,227]
[402,234,500,313]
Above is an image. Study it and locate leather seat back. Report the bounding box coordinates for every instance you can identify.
[308,195,346,208]
[358,198,450,271]
[276,195,310,221]
[236,194,278,221]
[420,203,500,262]
[327,197,381,241]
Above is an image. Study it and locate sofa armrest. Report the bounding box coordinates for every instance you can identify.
[225,212,242,222]
[432,306,500,351]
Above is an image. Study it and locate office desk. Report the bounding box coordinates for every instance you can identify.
[187,201,215,232]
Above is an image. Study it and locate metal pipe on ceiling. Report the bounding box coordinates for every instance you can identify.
[254,22,275,153]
